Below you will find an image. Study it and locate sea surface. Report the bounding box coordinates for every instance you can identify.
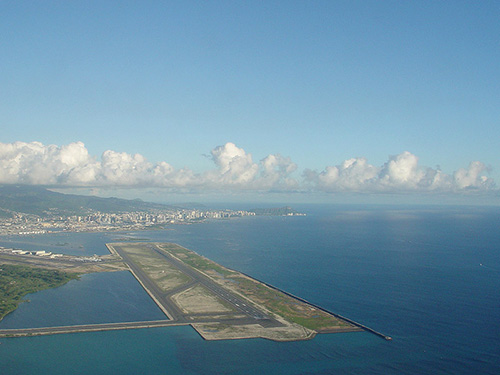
[0,204,499,374]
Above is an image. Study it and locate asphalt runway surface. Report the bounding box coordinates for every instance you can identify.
[0,242,283,338]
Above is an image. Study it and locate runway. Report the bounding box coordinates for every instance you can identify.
[1,242,282,338]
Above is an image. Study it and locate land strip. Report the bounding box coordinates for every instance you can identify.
[107,242,362,341]
[0,248,127,274]
[0,320,188,338]
[0,242,387,341]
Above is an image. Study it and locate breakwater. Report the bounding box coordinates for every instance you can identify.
[0,320,187,338]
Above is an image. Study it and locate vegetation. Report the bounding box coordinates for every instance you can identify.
[226,274,350,331]
[0,264,79,320]
[158,243,350,331]
[159,244,234,277]
[120,245,191,291]
[0,184,174,216]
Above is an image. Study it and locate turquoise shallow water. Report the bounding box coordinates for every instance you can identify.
[1,205,499,374]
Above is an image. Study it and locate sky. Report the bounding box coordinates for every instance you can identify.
[1,1,499,205]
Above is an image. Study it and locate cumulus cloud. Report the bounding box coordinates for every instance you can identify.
[453,161,494,190]
[0,141,98,185]
[379,152,424,188]
[0,141,190,188]
[305,157,378,192]
[207,142,259,186]
[0,141,298,191]
[259,154,298,189]
[203,142,299,189]
[304,151,495,193]
[0,141,495,194]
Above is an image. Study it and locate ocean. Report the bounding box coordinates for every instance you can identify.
[0,204,499,374]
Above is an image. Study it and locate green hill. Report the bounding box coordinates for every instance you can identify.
[0,185,173,216]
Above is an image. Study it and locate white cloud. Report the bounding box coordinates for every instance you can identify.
[379,152,424,188]
[99,150,152,185]
[0,141,495,195]
[258,154,298,189]
[308,157,378,192]
[0,141,299,191]
[0,141,97,185]
[204,143,299,189]
[453,161,494,190]
[304,151,495,193]
[207,142,259,186]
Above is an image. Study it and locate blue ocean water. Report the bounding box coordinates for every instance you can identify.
[1,205,499,374]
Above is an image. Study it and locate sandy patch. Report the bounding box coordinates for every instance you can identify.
[171,284,235,314]
[192,322,316,342]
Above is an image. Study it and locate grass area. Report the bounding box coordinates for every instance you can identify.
[159,244,234,277]
[120,244,191,291]
[0,264,78,320]
[159,243,351,331]
[172,284,237,314]
[228,275,348,330]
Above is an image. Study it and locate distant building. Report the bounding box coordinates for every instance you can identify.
[35,250,52,256]
[12,249,28,254]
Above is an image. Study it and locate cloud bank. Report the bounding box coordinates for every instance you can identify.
[0,141,495,194]
[303,151,494,193]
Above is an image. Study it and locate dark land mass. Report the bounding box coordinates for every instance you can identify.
[0,185,175,216]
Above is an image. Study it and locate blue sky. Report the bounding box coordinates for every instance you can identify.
[1,1,499,204]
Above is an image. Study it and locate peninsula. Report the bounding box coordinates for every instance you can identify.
[0,264,78,320]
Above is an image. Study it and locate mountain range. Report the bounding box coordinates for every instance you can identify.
[0,185,173,217]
